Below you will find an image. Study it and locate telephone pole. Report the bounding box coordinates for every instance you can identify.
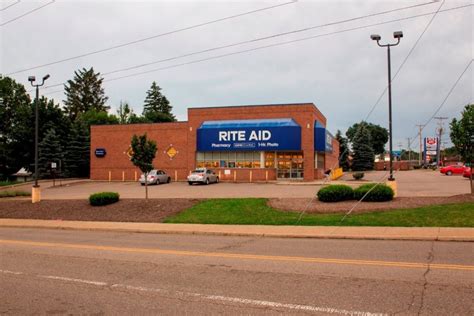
[434,117,448,167]
[415,124,424,165]
[407,137,412,167]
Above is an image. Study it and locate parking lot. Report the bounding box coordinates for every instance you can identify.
[6,169,471,200]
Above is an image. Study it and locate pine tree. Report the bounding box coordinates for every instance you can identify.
[38,128,63,178]
[142,82,175,122]
[117,101,133,124]
[335,130,350,171]
[64,67,109,120]
[351,124,374,171]
[64,122,90,178]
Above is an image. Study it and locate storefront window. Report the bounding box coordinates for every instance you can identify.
[196,151,267,168]
[265,152,275,168]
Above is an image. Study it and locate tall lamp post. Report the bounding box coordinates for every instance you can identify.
[370,31,403,181]
[28,74,50,203]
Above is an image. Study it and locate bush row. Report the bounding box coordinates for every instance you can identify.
[0,190,31,198]
[89,192,120,206]
[317,183,394,202]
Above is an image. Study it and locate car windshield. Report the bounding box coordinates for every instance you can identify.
[148,170,157,175]
[192,170,205,174]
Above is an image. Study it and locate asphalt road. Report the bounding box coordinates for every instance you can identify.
[0,228,473,315]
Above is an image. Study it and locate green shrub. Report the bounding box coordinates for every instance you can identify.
[317,185,354,202]
[353,183,394,202]
[352,172,365,180]
[413,165,422,170]
[89,192,120,206]
[0,190,31,198]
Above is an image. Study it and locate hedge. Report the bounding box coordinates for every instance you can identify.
[0,190,31,198]
[89,192,120,206]
[353,183,394,202]
[317,184,354,202]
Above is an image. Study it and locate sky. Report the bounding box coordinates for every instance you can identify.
[1,0,472,151]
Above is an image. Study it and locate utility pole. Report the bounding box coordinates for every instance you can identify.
[434,117,448,167]
[415,124,424,165]
[407,137,411,167]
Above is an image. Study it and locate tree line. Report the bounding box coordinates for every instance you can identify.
[335,104,473,171]
[0,67,176,180]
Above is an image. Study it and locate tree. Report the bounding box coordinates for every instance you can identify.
[142,81,175,122]
[130,133,157,199]
[63,122,90,178]
[335,130,350,171]
[38,128,63,178]
[77,109,119,127]
[116,101,133,124]
[450,104,473,164]
[64,67,109,120]
[351,124,374,171]
[0,76,31,179]
[346,122,388,156]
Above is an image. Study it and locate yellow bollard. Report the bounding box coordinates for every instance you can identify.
[265,170,268,182]
[108,171,111,182]
[234,170,237,182]
[31,186,41,203]
[386,180,398,198]
[122,171,125,182]
[250,170,252,182]
[218,170,221,180]
[134,171,137,182]
[175,170,178,182]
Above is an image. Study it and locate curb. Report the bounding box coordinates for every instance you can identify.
[0,219,473,242]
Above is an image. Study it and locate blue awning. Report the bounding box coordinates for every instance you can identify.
[199,118,299,129]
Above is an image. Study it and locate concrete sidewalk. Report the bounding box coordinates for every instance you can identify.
[0,219,472,241]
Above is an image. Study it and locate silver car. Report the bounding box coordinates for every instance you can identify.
[187,168,219,185]
[139,170,171,185]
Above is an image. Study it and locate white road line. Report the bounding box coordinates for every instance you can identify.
[0,269,23,275]
[112,284,386,316]
[39,275,108,286]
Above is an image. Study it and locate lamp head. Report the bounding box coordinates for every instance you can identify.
[42,74,50,81]
[28,76,36,82]
[370,34,381,41]
[393,31,403,39]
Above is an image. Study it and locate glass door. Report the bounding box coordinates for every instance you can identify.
[277,152,304,179]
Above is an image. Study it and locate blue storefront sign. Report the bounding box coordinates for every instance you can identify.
[197,118,301,151]
[95,148,107,157]
[314,121,334,152]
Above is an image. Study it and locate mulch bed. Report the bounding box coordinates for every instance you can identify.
[268,194,474,214]
[0,199,200,222]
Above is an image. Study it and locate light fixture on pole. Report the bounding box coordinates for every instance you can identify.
[370,31,403,181]
[29,74,50,203]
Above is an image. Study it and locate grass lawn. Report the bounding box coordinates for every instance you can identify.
[0,181,19,187]
[164,198,474,227]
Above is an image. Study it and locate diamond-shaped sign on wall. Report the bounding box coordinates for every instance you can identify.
[165,145,178,159]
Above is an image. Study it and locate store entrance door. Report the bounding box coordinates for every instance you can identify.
[276,152,304,179]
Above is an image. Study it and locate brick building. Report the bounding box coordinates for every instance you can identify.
[90,103,339,182]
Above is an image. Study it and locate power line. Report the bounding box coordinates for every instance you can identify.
[102,1,439,76]
[0,0,54,27]
[364,0,445,120]
[0,0,20,12]
[6,0,297,75]
[40,3,472,95]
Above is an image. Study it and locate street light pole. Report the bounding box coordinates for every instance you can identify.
[28,74,50,203]
[371,31,403,181]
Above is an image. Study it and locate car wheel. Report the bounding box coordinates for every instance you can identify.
[140,183,144,186]
[167,177,171,183]
[215,177,219,183]
[446,171,452,176]
[205,178,209,185]
[188,182,193,185]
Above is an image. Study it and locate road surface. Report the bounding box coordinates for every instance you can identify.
[0,228,473,315]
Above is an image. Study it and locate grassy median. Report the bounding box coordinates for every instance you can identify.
[164,198,474,227]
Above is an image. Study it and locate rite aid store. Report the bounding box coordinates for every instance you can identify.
[90,103,339,182]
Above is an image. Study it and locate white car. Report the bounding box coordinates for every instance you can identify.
[187,168,219,185]
[139,170,171,185]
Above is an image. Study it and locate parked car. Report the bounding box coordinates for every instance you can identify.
[463,167,472,178]
[187,168,219,185]
[139,170,171,185]
[439,164,465,176]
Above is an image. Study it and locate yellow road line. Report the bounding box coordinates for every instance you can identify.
[1,239,473,271]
